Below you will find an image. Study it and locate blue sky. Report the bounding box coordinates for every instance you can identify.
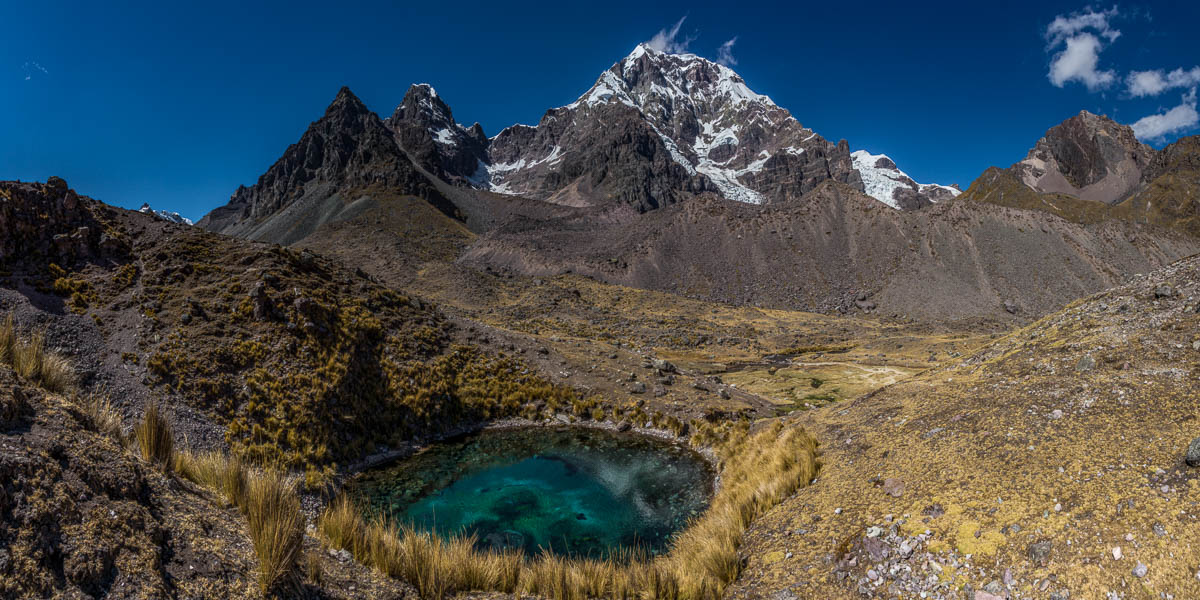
[3,1,1198,220]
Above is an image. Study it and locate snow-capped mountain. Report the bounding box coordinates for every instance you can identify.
[482,43,860,209]
[389,43,956,210]
[851,151,960,210]
[139,203,194,225]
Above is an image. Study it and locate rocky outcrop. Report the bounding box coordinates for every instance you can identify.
[1111,134,1200,235]
[0,177,125,267]
[1012,110,1154,205]
[198,87,455,241]
[485,103,715,211]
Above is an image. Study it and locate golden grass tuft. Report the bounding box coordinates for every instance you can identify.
[2,315,74,393]
[133,403,175,471]
[175,450,248,509]
[245,469,305,596]
[319,422,819,599]
[71,391,124,440]
[176,450,307,595]
[318,498,522,599]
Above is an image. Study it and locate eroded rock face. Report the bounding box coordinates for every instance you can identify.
[1013,110,1154,205]
[0,178,123,266]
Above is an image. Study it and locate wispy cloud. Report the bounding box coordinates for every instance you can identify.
[1044,6,1120,91]
[22,61,49,81]
[646,16,696,54]
[715,37,738,67]
[1130,88,1199,141]
[1045,5,1121,47]
[1126,66,1200,97]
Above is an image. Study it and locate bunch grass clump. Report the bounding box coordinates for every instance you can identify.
[244,469,305,595]
[2,314,74,393]
[72,391,124,440]
[318,421,819,599]
[176,450,306,596]
[175,450,248,509]
[133,402,175,471]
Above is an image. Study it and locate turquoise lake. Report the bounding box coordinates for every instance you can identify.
[351,427,714,559]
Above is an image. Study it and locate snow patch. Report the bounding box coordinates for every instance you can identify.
[851,150,959,209]
[139,204,193,226]
[432,127,456,146]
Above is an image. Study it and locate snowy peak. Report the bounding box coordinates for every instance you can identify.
[479,43,862,207]
[572,43,773,112]
[139,203,193,226]
[383,46,948,212]
[851,150,960,210]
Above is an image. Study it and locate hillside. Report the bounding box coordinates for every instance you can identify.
[0,179,591,482]
[462,181,1200,321]
[736,252,1200,599]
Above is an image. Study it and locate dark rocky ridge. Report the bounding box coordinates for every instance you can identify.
[471,44,869,209]
[0,177,127,267]
[387,45,952,210]
[198,87,456,243]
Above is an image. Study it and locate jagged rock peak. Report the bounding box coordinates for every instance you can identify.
[1014,109,1155,204]
[481,42,863,207]
[570,42,775,111]
[198,85,447,236]
[328,86,371,116]
[385,83,489,184]
[392,83,456,127]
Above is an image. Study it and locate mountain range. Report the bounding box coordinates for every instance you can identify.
[198,43,1200,321]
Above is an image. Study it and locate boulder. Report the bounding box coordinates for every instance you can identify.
[1186,436,1200,467]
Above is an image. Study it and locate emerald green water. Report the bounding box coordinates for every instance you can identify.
[350,427,714,559]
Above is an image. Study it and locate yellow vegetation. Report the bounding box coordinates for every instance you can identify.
[2,314,74,393]
[133,403,175,471]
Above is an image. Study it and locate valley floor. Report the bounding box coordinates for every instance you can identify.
[398,261,1200,599]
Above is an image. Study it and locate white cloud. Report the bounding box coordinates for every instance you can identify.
[1130,88,1199,141]
[715,37,738,67]
[646,16,696,54]
[1045,6,1121,47]
[1045,7,1119,91]
[1126,66,1200,97]
[1048,33,1116,90]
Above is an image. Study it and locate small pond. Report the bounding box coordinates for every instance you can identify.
[350,427,715,559]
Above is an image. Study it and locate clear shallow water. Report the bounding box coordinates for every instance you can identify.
[351,427,714,559]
